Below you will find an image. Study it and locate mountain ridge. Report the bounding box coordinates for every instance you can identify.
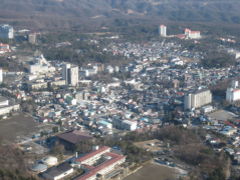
[0,0,240,30]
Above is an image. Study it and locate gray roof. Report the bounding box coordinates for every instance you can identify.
[31,163,48,172]
[43,162,72,177]
[0,96,8,102]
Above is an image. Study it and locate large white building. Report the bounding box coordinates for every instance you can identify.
[184,89,212,110]
[0,96,20,116]
[226,80,240,102]
[122,120,137,131]
[29,55,55,75]
[159,25,167,37]
[74,146,126,180]
[0,24,14,39]
[185,28,201,39]
[62,64,79,86]
[0,68,2,83]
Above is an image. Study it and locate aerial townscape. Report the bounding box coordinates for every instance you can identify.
[1,1,240,180]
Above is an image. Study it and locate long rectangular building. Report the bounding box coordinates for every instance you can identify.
[73,146,126,180]
[184,89,212,110]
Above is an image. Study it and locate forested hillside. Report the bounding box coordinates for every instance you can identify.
[0,0,240,29]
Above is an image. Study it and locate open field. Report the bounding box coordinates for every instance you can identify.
[124,162,178,180]
[209,110,238,121]
[134,139,164,152]
[0,113,38,144]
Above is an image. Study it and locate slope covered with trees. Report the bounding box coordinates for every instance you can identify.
[0,0,240,30]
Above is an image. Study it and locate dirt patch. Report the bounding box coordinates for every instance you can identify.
[0,113,38,144]
[134,139,164,153]
[124,162,178,180]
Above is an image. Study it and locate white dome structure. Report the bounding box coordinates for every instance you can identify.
[41,156,58,166]
[31,163,48,172]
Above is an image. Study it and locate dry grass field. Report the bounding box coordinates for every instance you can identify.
[0,113,37,144]
[124,162,178,180]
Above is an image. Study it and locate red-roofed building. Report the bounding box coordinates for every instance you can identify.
[184,28,201,39]
[175,34,186,39]
[76,146,110,165]
[73,146,126,180]
[0,43,10,54]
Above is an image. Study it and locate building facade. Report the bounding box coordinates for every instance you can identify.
[159,25,167,37]
[184,89,212,110]
[185,28,201,39]
[0,68,2,83]
[226,81,240,102]
[62,64,79,86]
[0,24,14,39]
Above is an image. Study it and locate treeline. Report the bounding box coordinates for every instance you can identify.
[201,51,235,68]
[0,145,38,180]
[39,34,129,66]
[102,126,229,180]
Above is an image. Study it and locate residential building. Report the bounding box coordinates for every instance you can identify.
[0,24,14,39]
[159,25,167,37]
[121,120,137,131]
[28,33,37,44]
[0,68,2,83]
[62,64,79,86]
[50,80,66,87]
[0,43,11,54]
[226,80,240,102]
[184,89,212,110]
[185,28,201,39]
[0,103,20,116]
[0,96,9,107]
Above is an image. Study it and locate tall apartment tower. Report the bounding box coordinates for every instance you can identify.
[62,64,79,86]
[28,33,37,44]
[159,25,167,37]
[231,80,239,89]
[184,89,212,110]
[0,24,14,39]
[0,68,2,83]
[226,80,240,102]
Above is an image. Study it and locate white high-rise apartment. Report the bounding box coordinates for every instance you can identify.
[226,80,240,102]
[69,66,79,86]
[184,89,212,110]
[62,64,79,86]
[0,24,14,39]
[0,68,2,83]
[159,25,167,37]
